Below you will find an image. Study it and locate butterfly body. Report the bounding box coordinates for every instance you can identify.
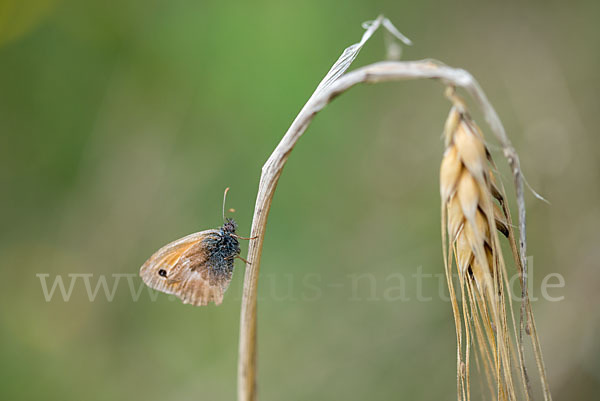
[202,218,241,280]
[139,218,241,306]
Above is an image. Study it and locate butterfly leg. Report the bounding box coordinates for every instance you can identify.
[236,255,251,265]
[233,234,258,241]
[225,254,252,264]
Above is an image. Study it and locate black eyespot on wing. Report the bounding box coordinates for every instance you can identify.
[158,269,167,277]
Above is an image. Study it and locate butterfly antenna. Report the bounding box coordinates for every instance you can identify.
[222,187,230,222]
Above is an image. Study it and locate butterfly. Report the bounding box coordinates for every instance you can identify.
[139,188,252,306]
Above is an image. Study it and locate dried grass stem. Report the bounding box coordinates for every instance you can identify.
[237,59,532,401]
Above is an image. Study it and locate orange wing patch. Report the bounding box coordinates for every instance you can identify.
[139,230,230,306]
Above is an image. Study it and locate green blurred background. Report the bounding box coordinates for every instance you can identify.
[1,0,598,400]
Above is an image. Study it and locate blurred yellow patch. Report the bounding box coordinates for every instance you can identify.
[0,0,59,46]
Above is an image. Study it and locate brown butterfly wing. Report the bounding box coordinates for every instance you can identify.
[139,229,232,306]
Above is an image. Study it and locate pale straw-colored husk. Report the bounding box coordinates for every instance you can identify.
[441,88,552,401]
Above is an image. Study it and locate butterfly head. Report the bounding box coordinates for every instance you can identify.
[222,217,237,234]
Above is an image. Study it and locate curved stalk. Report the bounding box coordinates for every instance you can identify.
[236,59,533,401]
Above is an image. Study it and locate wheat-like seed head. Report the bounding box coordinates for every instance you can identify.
[440,88,526,401]
[441,101,508,299]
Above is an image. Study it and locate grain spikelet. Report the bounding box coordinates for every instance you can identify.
[440,88,552,401]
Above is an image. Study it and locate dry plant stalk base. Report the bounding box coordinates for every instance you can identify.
[237,16,551,401]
